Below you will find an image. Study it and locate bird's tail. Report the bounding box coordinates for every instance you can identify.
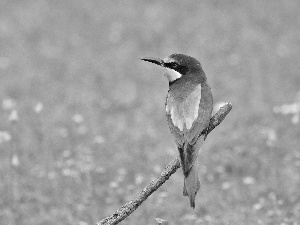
[183,159,200,208]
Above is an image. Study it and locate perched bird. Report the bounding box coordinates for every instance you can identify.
[141,54,213,208]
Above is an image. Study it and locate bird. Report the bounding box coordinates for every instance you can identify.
[141,54,213,208]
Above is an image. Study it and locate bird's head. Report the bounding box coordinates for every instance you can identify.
[141,53,205,84]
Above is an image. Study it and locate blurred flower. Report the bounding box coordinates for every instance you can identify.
[94,135,106,144]
[9,110,19,122]
[62,150,71,158]
[2,98,16,110]
[155,218,167,225]
[204,215,213,222]
[267,209,275,217]
[222,182,231,190]
[77,204,85,211]
[274,97,300,124]
[11,154,20,167]
[48,171,56,180]
[135,174,144,185]
[0,131,11,143]
[158,191,168,198]
[215,165,225,173]
[253,203,262,210]
[34,102,43,114]
[109,181,119,188]
[243,176,255,185]
[76,146,94,172]
[62,168,79,178]
[291,114,299,124]
[72,114,84,123]
[253,198,266,211]
[273,103,300,115]
[153,165,162,173]
[257,219,263,224]
[260,128,277,147]
[66,159,75,167]
[268,192,277,201]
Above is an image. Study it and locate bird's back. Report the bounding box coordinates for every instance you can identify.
[166,77,213,145]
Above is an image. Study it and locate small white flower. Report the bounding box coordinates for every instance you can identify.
[159,192,168,198]
[253,203,262,210]
[135,174,144,185]
[34,102,43,114]
[292,114,299,124]
[109,181,118,188]
[222,182,231,190]
[155,218,167,224]
[62,150,71,158]
[243,176,255,185]
[72,114,84,123]
[0,131,12,143]
[48,171,56,180]
[9,110,19,122]
[94,135,106,144]
[2,98,16,110]
[11,154,20,167]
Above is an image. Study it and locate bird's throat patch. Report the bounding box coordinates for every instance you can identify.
[163,68,182,82]
[166,85,201,131]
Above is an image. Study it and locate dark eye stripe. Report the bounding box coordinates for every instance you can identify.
[171,62,178,68]
[166,62,178,69]
[164,61,188,75]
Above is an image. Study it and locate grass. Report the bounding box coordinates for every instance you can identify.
[0,0,300,224]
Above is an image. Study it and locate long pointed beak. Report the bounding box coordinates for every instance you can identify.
[141,57,163,66]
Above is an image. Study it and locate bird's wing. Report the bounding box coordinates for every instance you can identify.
[166,83,213,174]
[184,83,213,144]
[166,112,184,147]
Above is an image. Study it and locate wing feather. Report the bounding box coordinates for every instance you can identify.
[166,82,213,174]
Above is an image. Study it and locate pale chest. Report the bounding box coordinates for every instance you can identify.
[166,84,202,131]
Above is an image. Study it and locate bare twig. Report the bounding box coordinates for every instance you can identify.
[98,102,232,225]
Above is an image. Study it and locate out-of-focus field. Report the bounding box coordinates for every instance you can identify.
[0,1,300,224]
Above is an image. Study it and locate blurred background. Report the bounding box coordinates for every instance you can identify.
[0,0,300,224]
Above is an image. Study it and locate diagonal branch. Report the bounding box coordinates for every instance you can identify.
[98,102,232,225]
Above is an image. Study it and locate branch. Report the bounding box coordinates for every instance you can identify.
[98,102,232,225]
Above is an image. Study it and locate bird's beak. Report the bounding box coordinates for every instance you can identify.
[141,57,163,66]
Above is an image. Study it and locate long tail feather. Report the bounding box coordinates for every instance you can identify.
[183,160,200,208]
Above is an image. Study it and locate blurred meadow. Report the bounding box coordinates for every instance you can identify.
[0,0,300,224]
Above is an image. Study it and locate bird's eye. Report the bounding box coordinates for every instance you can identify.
[170,62,178,68]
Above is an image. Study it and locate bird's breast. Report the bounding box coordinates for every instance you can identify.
[166,84,201,131]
